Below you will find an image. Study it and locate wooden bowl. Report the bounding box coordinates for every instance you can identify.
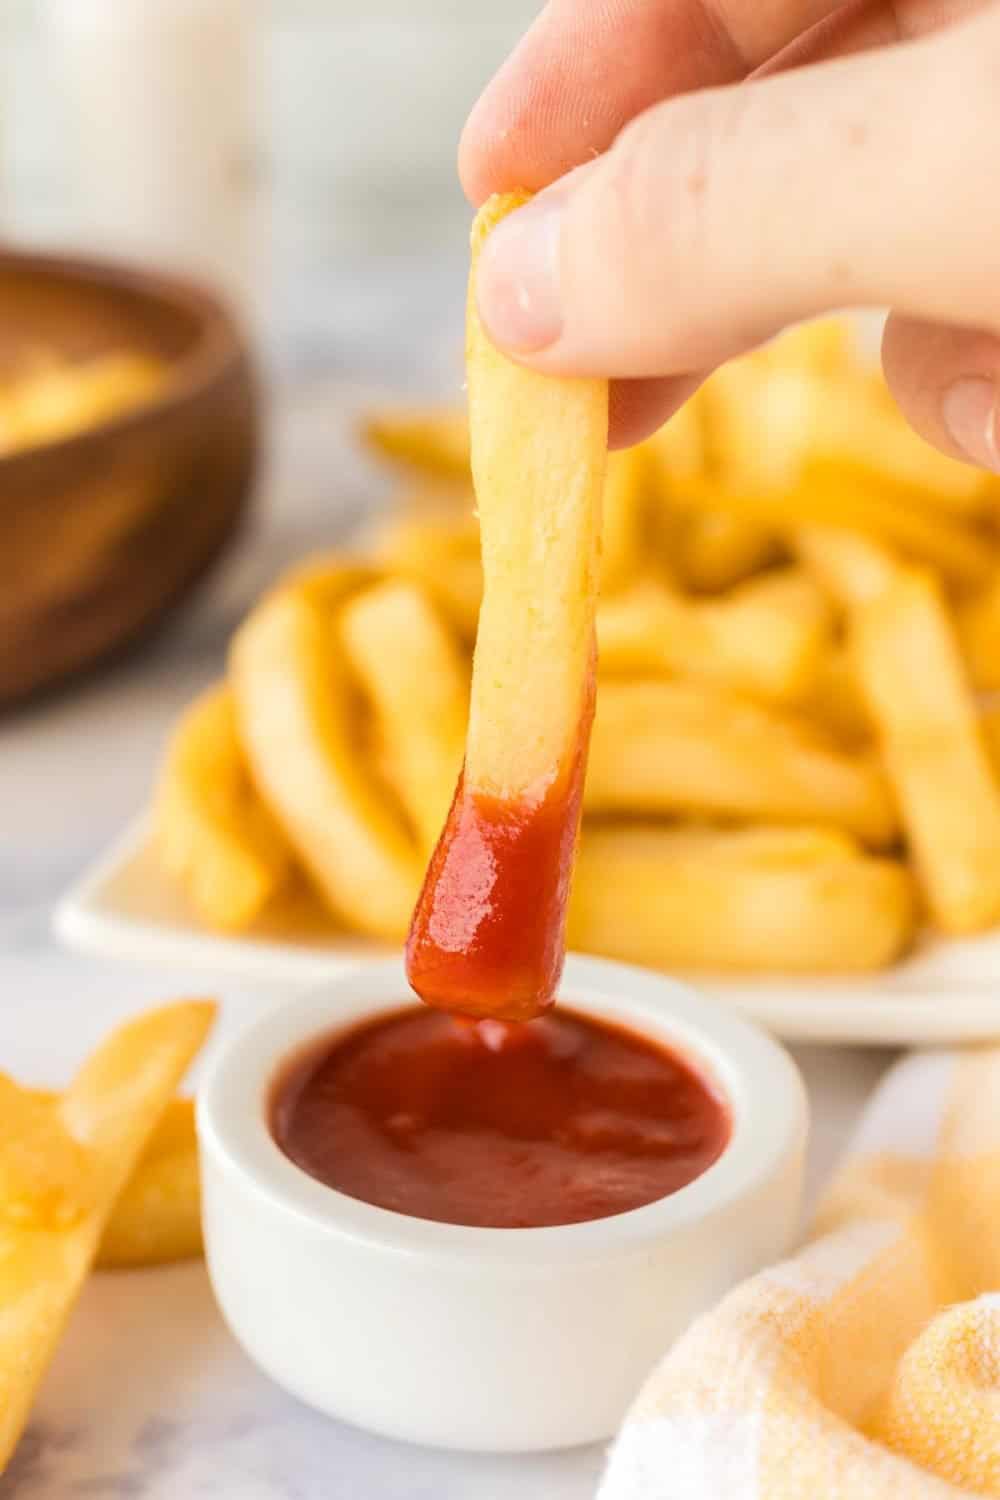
[0,250,259,708]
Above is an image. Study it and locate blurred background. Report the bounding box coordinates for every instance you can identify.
[3,0,537,388]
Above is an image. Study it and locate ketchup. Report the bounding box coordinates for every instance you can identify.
[405,671,594,1024]
[271,1006,730,1230]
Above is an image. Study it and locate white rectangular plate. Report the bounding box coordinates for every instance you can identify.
[56,816,1000,1046]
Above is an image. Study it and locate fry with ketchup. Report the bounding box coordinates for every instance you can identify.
[406,193,608,1024]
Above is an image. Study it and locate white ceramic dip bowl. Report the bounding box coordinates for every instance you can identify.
[197,954,807,1452]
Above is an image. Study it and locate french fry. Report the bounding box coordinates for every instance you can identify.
[850,568,1000,933]
[585,679,897,845]
[568,824,915,973]
[797,644,872,745]
[373,510,483,641]
[796,524,897,605]
[95,1097,200,1270]
[153,686,294,931]
[28,1093,202,1270]
[0,1002,214,1471]
[643,387,711,491]
[361,405,470,478]
[407,193,609,1021]
[341,580,469,857]
[597,569,830,705]
[676,466,996,587]
[957,577,1000,691]
[600,446,650,594]
[980,703,1000,772]
[709,347,993,517]
[231,582,424,940]
[674,511,782,593]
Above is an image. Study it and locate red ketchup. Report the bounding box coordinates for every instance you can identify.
[271,1006,731,1230]
[405,680,594,1024]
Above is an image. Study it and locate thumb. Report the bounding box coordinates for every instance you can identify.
[475,9,1000,381]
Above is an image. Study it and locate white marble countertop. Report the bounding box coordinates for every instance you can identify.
[0,382,895,1498]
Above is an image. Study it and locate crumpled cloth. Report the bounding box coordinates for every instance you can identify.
[600,1048,1000,1499]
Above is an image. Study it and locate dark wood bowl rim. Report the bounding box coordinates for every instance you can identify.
[0,247,250,476]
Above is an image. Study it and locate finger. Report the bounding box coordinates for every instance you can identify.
[752,0,983,76]
[460,0,847,206]
[460,0,979,207]
[882,314,1000,471]
[609,374,703,448]
[605,0,992,447]
[474,11,1000,378]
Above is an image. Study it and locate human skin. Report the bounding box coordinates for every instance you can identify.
[460,0,1000,470]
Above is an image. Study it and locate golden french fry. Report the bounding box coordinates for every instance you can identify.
[796,524,897,605]
[154,686,294,931]
[585,679,897,845]
[797,644,872,745]
[676,466,996,588]
[600,446,650,594]
[851,567,1000,933]
[373,510,483,641]
[29,1092,202,1269]
[0,1002,214,1471]
[597,568,830,705]
[407,192,609,1021]
[568,824,915,973]
[708,344,993,517]
[674,511,781,593]
[96,1097,201,1269]
[957,577,1000,691]
[341,580,469,857]
[643,388,711,491]
[361,405,470,477]
[980,703,1000,771]
[231,582,423,940]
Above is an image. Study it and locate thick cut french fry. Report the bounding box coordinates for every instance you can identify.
[600,446,650,594]
[957,577,1000,691]
[797,644,872,745]
[341,580,469,857]
[980,704,1000,772]
[568,824,915,973]
[373,510,483,641]
[0,1002,214,1472]
[585,679,897,845]
[709,347,994,517]
[676,468,997,587]
[231,583,423,940]
[407,193,609,1021]
[29,1093,202,1269]
[597,569,830,705]
[154,686,294,931]
[851,568,1000,933]
[675,511,781,593]
[796,525,897,606]
[95,1097,200,1269]
[644,388,711,491]
[361,405,470,477]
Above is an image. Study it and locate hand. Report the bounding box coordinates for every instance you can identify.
[461,0,1000,468]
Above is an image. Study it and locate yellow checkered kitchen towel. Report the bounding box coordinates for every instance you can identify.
[599,1048,1000,1499]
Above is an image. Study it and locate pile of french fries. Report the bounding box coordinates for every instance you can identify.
[155,317,1000,977]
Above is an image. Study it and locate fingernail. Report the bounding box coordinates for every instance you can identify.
[476,192,565,353]
[942,378,1000,472]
